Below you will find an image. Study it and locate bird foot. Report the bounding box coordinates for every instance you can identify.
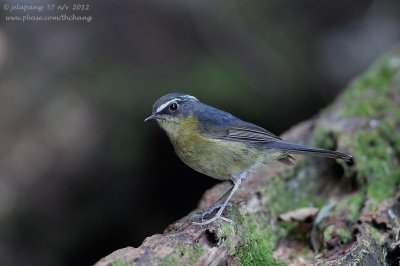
[192,214,234,226]
[189,202,232,223]
[191,202,234,225]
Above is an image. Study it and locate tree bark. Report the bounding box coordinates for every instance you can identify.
[96,48,400,266]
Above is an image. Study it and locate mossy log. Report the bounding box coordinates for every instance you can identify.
[96,48,400,266]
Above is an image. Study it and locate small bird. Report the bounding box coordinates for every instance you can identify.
[145,93,352,225]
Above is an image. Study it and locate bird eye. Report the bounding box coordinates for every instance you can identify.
[169,102,178,111]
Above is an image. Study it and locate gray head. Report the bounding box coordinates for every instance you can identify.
[144,93,199,123]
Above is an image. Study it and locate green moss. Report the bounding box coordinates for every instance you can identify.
[323,225,353,247]
[238,215,286,266]
[334,191,365,222]
[160,243,205,266]
[110,258,122,266]
[336,227,353,244]
[312,127,339,150]
[351,121,400,211]
[178,244,206,265]
[217,222,237,255]
[263,166,326,217]
[159,253,180,266]
[259,162,328,254]
[109,258,135,266]
[341,54,400,117]
[224,203,244,225]
[364,224,383,246]
[323,225,335,244]
[238,53,400,263]
[190,244,206,264]
[340,55,400,211]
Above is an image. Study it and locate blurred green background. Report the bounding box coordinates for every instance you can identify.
[0,0,399,265]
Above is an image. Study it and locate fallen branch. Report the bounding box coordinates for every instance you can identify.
[96,48,400,266]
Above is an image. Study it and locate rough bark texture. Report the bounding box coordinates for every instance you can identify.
[95,49,400,266]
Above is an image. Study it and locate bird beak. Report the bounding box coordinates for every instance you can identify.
[144,114,158,122]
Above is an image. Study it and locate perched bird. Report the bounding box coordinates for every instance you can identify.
[145,93,352,225]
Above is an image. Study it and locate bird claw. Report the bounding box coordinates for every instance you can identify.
[190,202,233,222]
[192,178,241,226]
[193,214,234,226]
[202,202,232,219]
[192,202,235,226]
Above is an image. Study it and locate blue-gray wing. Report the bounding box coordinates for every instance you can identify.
[193,103,296,165]
[210,126,281,143]
[192,103,351,165]
[194,103,281,143]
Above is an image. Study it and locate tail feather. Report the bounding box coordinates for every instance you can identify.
[267,141,353,162]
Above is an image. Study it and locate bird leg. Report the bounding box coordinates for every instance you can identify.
[189,185,233,221]
[193,176,241,226]
[199,186,234,221]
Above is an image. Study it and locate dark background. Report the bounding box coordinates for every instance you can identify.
[0,0,399,265]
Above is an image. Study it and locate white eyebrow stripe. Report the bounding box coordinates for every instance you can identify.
[185,95,197,100]
[156,98,180,113]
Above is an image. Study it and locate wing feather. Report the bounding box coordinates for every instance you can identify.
[201,125,281,143]
[226,127,281,142]
[194,102,281,143]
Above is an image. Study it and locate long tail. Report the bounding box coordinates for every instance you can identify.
[266,140,353,162]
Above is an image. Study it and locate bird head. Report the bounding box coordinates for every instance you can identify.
[145,92,199,135]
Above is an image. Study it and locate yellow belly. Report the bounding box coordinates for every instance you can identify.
[164,117,275,180]
[159,117,282,180]
[175,137,261,180]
